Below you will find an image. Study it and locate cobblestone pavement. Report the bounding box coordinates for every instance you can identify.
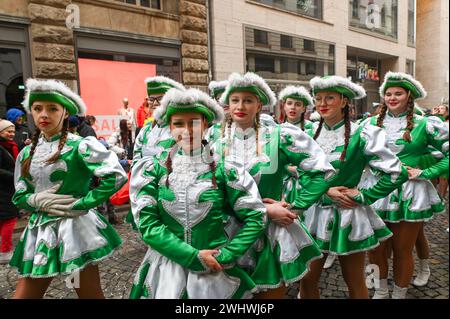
[1,210,448,299]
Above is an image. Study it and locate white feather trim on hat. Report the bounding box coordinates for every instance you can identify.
[278,85,314,107]
[208,80,229,91]
[154,88,224,125]
[219,72,277,108]
[309,76,366,100]
[145,75,185,91]
[379,71,427,100]
[24,78,87,115]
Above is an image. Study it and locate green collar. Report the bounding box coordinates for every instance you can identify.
[324,119,345,131]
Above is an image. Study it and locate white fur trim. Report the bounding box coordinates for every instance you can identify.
[24,78,87,115]
[145,75,185,92]
[208,80,229,92]
[154,88,224,124]
[379,71,427,100]
[309,76,366,100]
[219,72,277,109]
[278,85,314,107]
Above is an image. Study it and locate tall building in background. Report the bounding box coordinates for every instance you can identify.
[416,0,449,108]
[210,0,420,114]
[0,0,210,119]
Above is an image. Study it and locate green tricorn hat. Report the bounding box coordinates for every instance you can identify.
[208,80,229,99]
[278,85,314,109]
[379,71,427,100]
[24,78,87,116]
[310,76,366,100]
[219,72,277,109]
[145,76,185,96]
[154,88,224,126]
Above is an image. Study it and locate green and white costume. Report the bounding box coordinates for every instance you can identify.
[215,72,335,289]
[10,79,127,277]
[302,76,408,255]
[127,77,185,227]
[304,120,407,254]
[130,88,267,299]
[132,76,185,167]
[361,113,448,222]
[360,72,449,222]
[278,85,315,203]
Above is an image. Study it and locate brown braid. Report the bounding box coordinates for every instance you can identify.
[165,144,179,187]
[376,96,415,142]
[313,118,324,140]
[45,119,69,164]
[376,102,388,128]
[255,112,261,156]
[300,111,305,131]
[403,97,415,142]
[21,128,42,178]
[201,139,217,187]
[224,115,233,157]
[340,104,351,162]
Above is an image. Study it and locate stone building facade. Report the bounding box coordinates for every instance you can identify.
[210,0,447,113]
[0,0,210,116]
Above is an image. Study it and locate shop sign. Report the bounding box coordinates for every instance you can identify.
[358,63,379,81]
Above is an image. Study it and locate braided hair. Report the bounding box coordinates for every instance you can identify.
[20,128,41,178]
[165,143,179,187]
[254,111,261,156]
[341,104,351,162]
[21,118,69,177]
[164,139,217,188]
[313,95,351,162]
[283,100,306,131]
[377,94,415,142]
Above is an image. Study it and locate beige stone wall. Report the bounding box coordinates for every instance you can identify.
[212,0,416,81]
[179,0,209,87]
[0,0,29,17]
[74,0,180,40]
[416,0,449,108]
[27,0,78,90]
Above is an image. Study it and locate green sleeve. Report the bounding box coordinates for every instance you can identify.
[71,137,128,211]
[279,123,335,210]
[358,125,408,205]
[419,116,449,179]
[12,147,37,212]
[214,161,267,265]
[130,157,207,272]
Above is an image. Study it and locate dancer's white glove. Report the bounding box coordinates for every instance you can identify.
[27,185,81,217]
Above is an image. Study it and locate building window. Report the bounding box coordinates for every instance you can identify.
[255,56,275,72]
[304,39,315,52]
[306,61,316,75]
[252,0,323,19]
[254,29,269,46]
[329,44,335,57]
[352,0,359,18]
[246,26,334,82]
[407,0,416,46]
[116,0,161,9]
[349,0,398,39]
[406,59,415,76]
[280,34,293,49]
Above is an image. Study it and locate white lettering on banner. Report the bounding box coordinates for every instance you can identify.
[92,115,128,140]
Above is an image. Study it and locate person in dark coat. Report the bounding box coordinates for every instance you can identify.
[0,119,20,264]
[6,108,32,151]
[77,116,97,138]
